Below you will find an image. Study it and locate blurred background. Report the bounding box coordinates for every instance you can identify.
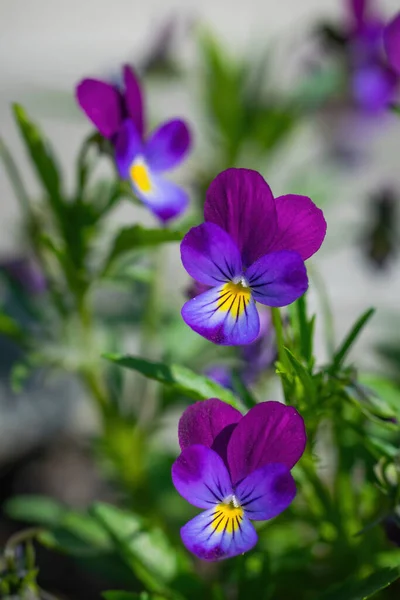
[1,0,400,598]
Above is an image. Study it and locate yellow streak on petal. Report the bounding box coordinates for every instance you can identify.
[217,281,251,317]
[213,501,244,534]
[130,163,152,193]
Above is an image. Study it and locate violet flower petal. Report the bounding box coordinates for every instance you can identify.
[235,463,296,521]
[181,223,242,287]
[123,65,145,138]
[134,174,189,222]
[384,13,400,75]
[145,119,191,172]
[227,401,307,485]
[76,78,122,138]
[181,284,260,346]
[246,250,308,307]
[178,398,241,451]
[349,0,368,27]
[267,195,327,261]
[171,445,232,509]
[115,119,144,178]
[352,64,397,112]
[204,168,278,268]
[180,507,257,561]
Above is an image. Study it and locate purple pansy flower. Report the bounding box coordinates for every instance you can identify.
[180,168,326,346]
[76,65,191,222]
[384,13,400,75]
[345,0,398,112]
[172,398,306,561]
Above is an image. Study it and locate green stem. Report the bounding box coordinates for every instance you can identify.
[271,307,291,403]
[77,294,109,417]
[271,307,290,371]
[136,248,164,424]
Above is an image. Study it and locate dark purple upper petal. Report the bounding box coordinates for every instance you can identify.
[246,250,308,307]
[384,13,400,75]
[235,462,296,521]
[181,223,242,287]
[204,169,278,268]
[123,65,145,138]
[267,194,327,261]
[171,445,233,509]
[227,401,306,485]
[348,0,368,27]
[178,398,242,451]
[76,78,123,138]
[115,119,144,179]
[145,119,191,172]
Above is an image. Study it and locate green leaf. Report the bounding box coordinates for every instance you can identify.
[103,354,241,409]
[91,503,179,593]
[103,593,167,600]
[199,31,246,148]
[103,226,183,274]
[5,495,65,528]
[5,495,110,555]
[332,308,375,371]
[319,566,400,600]
[246,104,296,153]
[12,104,64,219]
[0,312,27,345]
[0,136,30,212]
[358,373,400,419]
[231,370,257,409]
[284,348,316,404]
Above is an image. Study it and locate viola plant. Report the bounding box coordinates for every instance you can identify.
[319,0,399,112]
[172,399,306,560]
[180,168,326,345]
[77,64,191,221]
[2,13,400,600]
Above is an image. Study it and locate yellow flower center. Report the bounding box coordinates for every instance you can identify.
[217,280,251,317]
[130,162,152,193]
[212,498,244,534]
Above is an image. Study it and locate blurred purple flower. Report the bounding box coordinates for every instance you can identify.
[346,1,397,112]
[205,309,277,392]
[0,256,46,295]
[172,398,306,560]
[241,308,277,385]
[76,66,192,222]
[181,168,326,346]
[204,365,234,390]
[384,12,400,75]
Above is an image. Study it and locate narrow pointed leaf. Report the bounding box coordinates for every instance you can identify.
[332,308,375,371]
[12,104,64,219]
[320,566,400,600]
[103,226,183,274]
[0,136,30,212]
[103,354,241,408]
